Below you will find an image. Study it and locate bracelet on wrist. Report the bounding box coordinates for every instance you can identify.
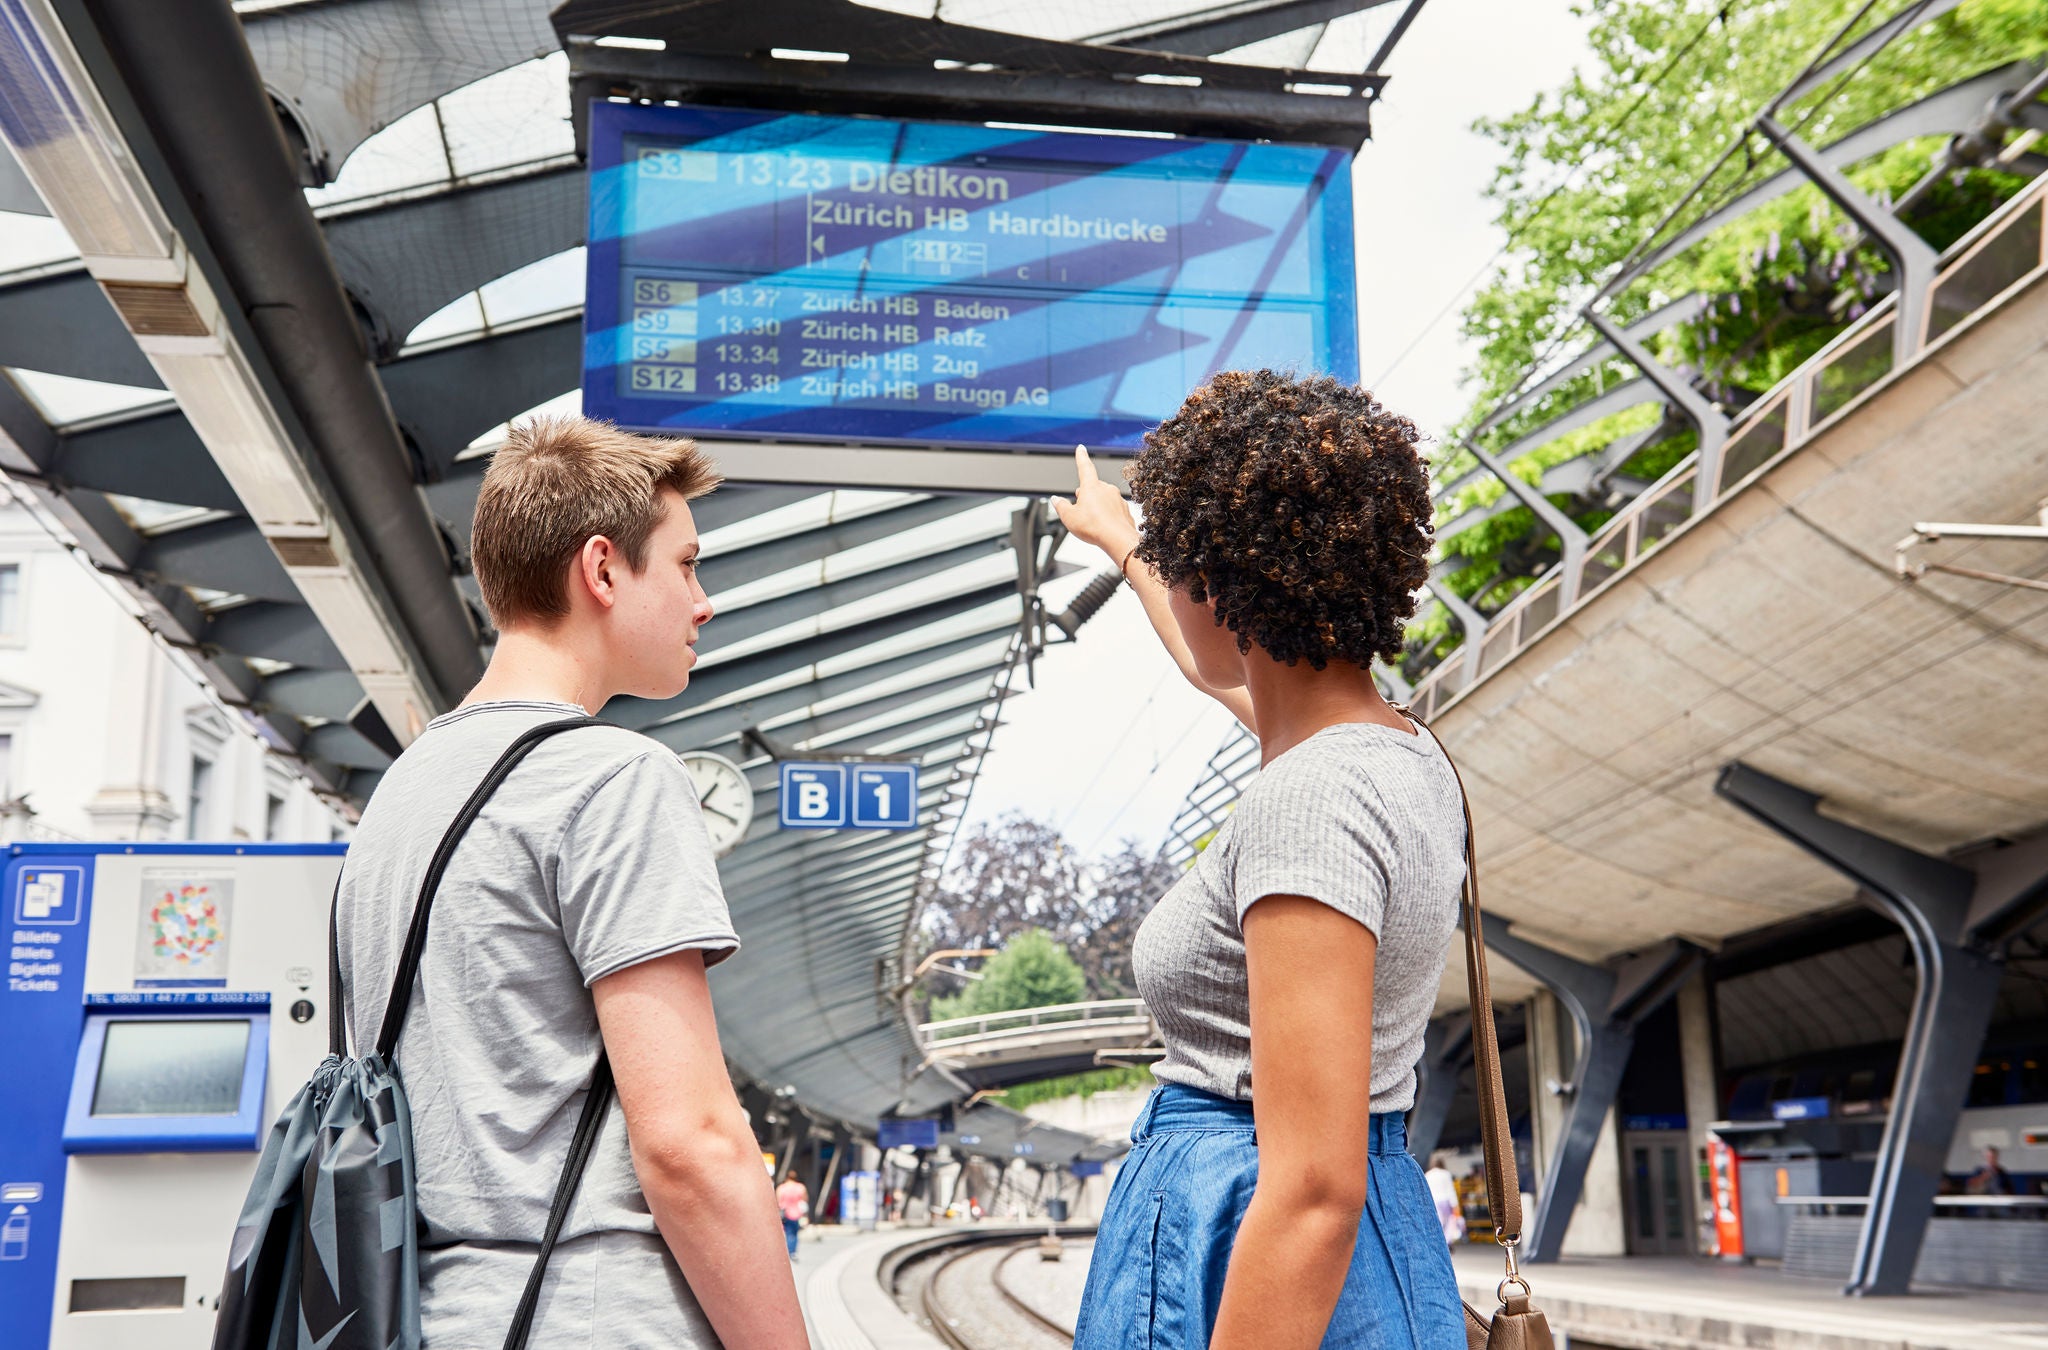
[1117,543,1140,577]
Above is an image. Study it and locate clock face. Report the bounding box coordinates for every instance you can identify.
[680,751,754,859]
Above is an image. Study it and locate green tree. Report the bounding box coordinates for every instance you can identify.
[929,929,1088,1023]
[1413,0,2048,662]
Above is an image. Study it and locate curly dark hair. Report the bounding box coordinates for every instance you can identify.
[1126,369,1433,669]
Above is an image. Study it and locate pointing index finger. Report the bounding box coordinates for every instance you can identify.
[1074,443,1099,484]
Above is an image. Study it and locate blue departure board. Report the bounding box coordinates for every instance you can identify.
[584,104,1356,450]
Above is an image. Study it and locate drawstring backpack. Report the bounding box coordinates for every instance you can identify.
[212,718,614,1350]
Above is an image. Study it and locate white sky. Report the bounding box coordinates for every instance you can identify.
[0,0,1594,855]
[956,0,1594,851]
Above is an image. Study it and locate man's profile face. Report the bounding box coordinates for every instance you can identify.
[606,488,714,700]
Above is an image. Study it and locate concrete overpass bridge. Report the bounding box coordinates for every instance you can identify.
[918,999,1161,1092]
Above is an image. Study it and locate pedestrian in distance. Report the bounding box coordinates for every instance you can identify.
[1964,1146,2016,1197]
[776,1174,811,1260]
[1425,1153,1467,1244]
[1053,370,1469,1349]
[336,415,807,1349]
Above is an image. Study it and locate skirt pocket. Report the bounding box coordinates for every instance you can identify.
[1072,1177,1167,1350]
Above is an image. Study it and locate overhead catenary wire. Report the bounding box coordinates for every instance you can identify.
[1053,665,1173,838]
[1369,1,1740,392]
[1079,710,1215,856]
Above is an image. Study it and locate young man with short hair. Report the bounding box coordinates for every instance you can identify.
[337,414,806,1348]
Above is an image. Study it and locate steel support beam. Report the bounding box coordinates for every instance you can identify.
[1425,579,1490,686]
[1484,926,1630,1263]
[1407,1013,1472,1162]
[0,265,160,387]
[1459,437,1588,608]
[1715,762,2001,1297]
[1091,0,1399,56]
[1758,117,1941,369]
[1582,309,1731,513]
[1483,927,1700,1262]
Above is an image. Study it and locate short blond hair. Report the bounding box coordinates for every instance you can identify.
[471,414,720,627]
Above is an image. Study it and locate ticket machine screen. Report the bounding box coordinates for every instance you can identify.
[91,1019,252,1117]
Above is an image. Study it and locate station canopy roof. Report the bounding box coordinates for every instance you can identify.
[0,0,1417,1156]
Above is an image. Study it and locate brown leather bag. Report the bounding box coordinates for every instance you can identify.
[1420,721,1556,1350]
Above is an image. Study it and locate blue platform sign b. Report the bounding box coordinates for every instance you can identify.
[778,761,919,831]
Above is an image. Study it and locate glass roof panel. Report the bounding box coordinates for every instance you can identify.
[104,493,215,533]
[695,560,1018,675]
[406,292,486,347]
[461,389,583,454]
[812,595,1018,675]
[405,246,585,351]
[700,489,914,556]
[305,56,572,213]
[7,369,169,425]
[694,549,1015,667]
[0,213,76,271]
[712,497,1015,609]
[478,247,586,329]
[303,103,449,210]
[439,53,574,180]
[758,640,1007,727]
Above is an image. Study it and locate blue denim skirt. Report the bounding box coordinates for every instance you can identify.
[1072,1084,1465,1350]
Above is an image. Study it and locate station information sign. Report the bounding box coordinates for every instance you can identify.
[584,103,1357,449]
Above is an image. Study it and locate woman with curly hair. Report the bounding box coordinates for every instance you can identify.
[1053,370,1466,1349]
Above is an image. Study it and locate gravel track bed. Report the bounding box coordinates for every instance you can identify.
[994,1239,1093,1336]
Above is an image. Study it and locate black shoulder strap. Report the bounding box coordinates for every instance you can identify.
[503,1053,615,1350]
[328,877,346,1056]
[373,715,602,1060]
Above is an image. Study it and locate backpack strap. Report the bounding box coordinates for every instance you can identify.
[503,1053,616,1350]
[373,715,603,1060]
[327,877,345,1057]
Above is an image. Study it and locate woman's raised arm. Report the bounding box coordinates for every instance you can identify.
[1050,444,1257,734]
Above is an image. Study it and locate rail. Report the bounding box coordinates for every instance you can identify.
[1407,171,2048,722]
[919,998,1152,1046]
[1778,1194,2048,1209]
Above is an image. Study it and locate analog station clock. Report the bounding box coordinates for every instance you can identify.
[679,750,754,859]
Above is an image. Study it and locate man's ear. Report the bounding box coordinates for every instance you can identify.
[577,534,618,610]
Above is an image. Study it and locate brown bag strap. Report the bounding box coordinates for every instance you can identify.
[1404,711,1531,1294]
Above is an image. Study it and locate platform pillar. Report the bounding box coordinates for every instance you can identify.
[1715,762,2021,1296]
[1408,1013,1473,1162]
[1488,926,1702,1262]
[1676,973,1721,1256]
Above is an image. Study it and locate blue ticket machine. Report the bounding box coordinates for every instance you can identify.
[0,842,344,1350]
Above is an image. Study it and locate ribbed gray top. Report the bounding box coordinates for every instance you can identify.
[1132,720,1467,1113]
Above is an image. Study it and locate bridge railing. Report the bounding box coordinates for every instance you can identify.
[919,998,1153,1046]
[1408,170,2048,723]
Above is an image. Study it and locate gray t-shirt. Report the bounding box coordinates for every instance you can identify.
[1131,720,1466,1113]
[338,700,739,1349]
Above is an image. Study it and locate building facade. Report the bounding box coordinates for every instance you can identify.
[0,498,345,846]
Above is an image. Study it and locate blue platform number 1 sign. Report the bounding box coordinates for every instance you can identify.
[852,765,917,830]
[778,761,917,831]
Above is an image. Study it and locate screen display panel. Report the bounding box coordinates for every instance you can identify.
[584,103,1357,449]
[90,1018,250,1117]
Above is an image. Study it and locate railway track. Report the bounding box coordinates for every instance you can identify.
[883,1227,1094,1350]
